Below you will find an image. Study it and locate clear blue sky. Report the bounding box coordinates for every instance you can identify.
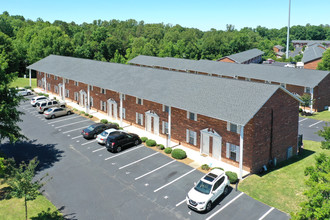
[2,0,329,31]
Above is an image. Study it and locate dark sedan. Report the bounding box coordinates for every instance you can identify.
[106,132,141,153]
[81,123,118,139]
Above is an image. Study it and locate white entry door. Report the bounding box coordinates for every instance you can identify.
[212,136,222,160]
[145,111,159,135]
[201,134,210,155]
[107,99,118,120]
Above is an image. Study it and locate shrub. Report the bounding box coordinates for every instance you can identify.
[24,86,31,89]
[211,167,224,171]
[79,111,85,115]
[113,122,119,128]
[140,137,148,142]
[100,119,108,124]
[201,164,210,170]
[89,115,93,118]
[146,139,157,147]
[225,171,238,184]
[164,147,172,154]
[157,144,165,150]
[84,113,89,116]
[118,127,123,130]
[299,108,303,112]
[73,108,78,111]
[171,149,187,159]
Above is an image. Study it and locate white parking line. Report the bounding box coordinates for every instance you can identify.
[81,140,97,146]
[119,152,159,170]
[92,147,106,153]
[104,146,143,160]
[55,120,89,129]
[71,135,82,140]
[258,207,274,220]
[175,199,186,207]
[154,169,196,193]
[48,116,80,124]
[62,126,88,134]
[299,118,308,123]
[309,120,322,127]
[135,160,176,180]
[205,192,244,220]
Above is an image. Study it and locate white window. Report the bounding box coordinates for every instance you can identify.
[186,129,197,146]
[100,88,106,94]
[226,143,240,162]
[265,80,271,84]
[74,81,79,86]
[90,97,94,107]
[122,108,126,119]
[100,100,106,111]
[136,98,143,105]
[65,79,69,84]
[305,87,311,93]
[245,78,251,81]
[119,93,126,100]
[163,105,169,113]
[234,75,238,79]
[74,92,79,101]
[89,85,93,91]
[227,122,241,134]
[38,71,41,76]
[65,89,69,98]
[46,73,50,78]
[187,111,197,121]
[162,121,169,134]
[54,85,59,93]
[280,83,286,88]
[47,83,51,90]
[38,80,41,87]
[136,113,143,125]
[54,76,58,80]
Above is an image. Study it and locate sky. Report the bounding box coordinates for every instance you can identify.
[1,0,329,31]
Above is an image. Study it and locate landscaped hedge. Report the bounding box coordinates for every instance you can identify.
[171,149,187,159]
[201,164,210,170]
[225,171,238,184]
[89,115,93,118]
[164,147,172,154]
[157,144,164,150]
[100,119,108,124]
[84,113,89,116]
[211,167,224,171]
[146,139,157,147]
[79,111,85,115]
[140,137,148,142]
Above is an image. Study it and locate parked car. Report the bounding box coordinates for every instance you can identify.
[186,169,230,212]
[16,87,32,96]
[105,132,141,153]
[81,123,119,139]
[31,96,48,107]
[36,99,66,113]
[44,107,72,119]
[96,128,126,145]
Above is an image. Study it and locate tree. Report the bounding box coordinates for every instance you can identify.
[292,153,330,220]
[6,158,49,220]
[300,93,313,113]
[0,52,26,144]
[317,123,330,150]
[317,49,330,71]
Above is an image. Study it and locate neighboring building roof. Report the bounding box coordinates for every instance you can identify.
[262,61,288,67]
[289,47,302,58]
[218,48,264,63]
[274,45,284,50]
[292,40,330,46]
[302,45,326,63]
[27,55,285,126]
[276,51,285,56]
[129,55,329,88]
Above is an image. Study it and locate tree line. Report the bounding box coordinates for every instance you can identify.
[1,11,330,76]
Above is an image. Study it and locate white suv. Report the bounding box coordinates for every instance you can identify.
[186,169,230,212]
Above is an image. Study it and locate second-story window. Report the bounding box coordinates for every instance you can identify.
[187,111,197,121]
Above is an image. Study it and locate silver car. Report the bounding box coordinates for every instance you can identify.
[36,99,66,113]
[44,107,72,119]
[31,96,47,107]
[96,128,123,144]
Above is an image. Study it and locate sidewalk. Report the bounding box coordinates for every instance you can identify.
[35,88,249,177]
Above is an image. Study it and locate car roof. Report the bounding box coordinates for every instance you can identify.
[33,96,47,100]
[202,169,225,184]
[103,128,118,133]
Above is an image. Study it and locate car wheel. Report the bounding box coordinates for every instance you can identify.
[116,146,122,153]
[134,139,140,146]
[224,186,229,196]
[93,134,97,139]
[67,111,71,115]
[51,115,55,119]
[206,201,212,212]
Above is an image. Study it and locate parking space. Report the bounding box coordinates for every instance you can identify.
[11,97,290,220]
[298,116,326,142]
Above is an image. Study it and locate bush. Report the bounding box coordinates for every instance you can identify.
[157,144,165,150]
[24,86,31,89]
[100,119,108,124]
[89,115,93,118]
[299,108,303,112]
[211,167,224,171]
[113,122,119,128]
[79,111,85,115]
[146,139,157,147]
[171,149,187,159]
[140,137,148,142]
[73,108,78,111]
[225,171,238,184]
[118,127,123,130]
[164,147,172,154]
[84,113,89,116]
[201,164,210,170]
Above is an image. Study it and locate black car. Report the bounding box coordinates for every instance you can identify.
[81,123,118,139]
[106,132,141,153]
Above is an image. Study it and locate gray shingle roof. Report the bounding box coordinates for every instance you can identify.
[292,40,330,45]
[27,55,284,126]
[302,45,326,63]
[129,55,329,88]
[219,48,264,63]
[274,45,284,50]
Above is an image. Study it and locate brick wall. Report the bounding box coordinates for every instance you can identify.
[218,57,236,63]
[286,84,304,95]
[314,73,330,111]
[304,59,322,70]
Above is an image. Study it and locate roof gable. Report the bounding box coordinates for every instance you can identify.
[219,48,264,63]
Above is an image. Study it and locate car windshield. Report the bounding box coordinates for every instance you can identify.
[45,109,52,112]
[100,131,108,137]
[86,125,96,131]
[194,180,212,195]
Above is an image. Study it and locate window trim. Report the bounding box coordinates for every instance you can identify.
[136,98,143,105]
[187,111,197,121]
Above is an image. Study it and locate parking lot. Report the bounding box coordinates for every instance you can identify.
[298,116,327,142]
[1,95,290,220]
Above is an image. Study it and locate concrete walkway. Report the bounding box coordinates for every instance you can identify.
[34,88,249,177]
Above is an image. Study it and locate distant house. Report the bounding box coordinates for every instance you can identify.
[217,48,264,64]
[273,45,284,53]
[292,40,330,48]
[302,44,326,70]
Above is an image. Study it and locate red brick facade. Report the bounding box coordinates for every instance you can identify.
[304,58,322,70]
[218,57,236,63]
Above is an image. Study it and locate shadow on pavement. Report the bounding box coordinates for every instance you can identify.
[31,206,77,220]
[0,139,64,173]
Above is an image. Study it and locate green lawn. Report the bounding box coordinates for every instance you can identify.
[10,77,37,89]
[300,110,330,122]
[0,182,62,220]
[238,140,330,215]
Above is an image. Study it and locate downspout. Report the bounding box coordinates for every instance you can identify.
[29,69,31,87]
[310,88,314,113]
[239,125,244,179]
[120,93,123,127]
[87,85,90,114]
[62,78,65,101]
[168,106,172,148]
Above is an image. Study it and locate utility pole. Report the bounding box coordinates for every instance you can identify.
[286,0,291,59]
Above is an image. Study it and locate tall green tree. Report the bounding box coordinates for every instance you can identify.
[0,52,25,144]
[317,123,330,150]
[317,49,330,71]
